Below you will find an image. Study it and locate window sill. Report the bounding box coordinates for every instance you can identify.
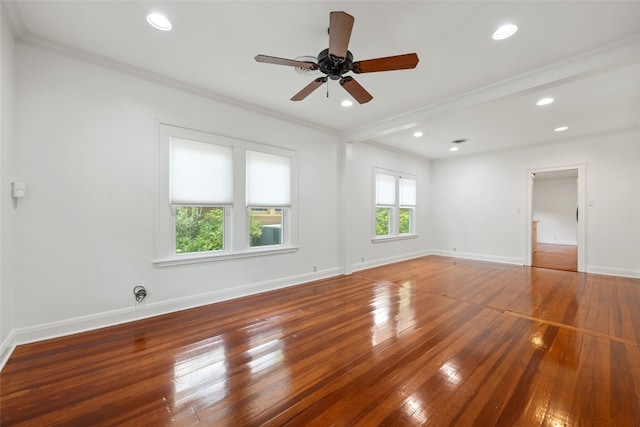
[153,245,299,268]
[371,234,419,243]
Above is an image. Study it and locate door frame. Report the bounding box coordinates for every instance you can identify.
[525,164,585,272]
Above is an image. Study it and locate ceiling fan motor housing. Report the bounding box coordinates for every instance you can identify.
[318,48,354,80]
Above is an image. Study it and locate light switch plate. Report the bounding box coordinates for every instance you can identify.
[11,182,26,199]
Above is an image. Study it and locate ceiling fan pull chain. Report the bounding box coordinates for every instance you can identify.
[326,81,329,98]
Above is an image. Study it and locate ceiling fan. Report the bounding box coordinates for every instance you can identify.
[254,11,419,104]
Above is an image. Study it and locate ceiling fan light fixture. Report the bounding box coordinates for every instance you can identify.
[294,56,322,76]
[450,147,460,152]
[554,126,569,132]
[146,13,172,31]
[492,24,518,40]
[341,99,354,107]
[413,131,423,138]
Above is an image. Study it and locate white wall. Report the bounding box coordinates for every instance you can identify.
[11,43,342,343]
[431,130,640,277]
[347,142,431,271]
[533,177,578,245]
[1,9,17,365]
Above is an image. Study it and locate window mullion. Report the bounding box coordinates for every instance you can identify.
[232,148,247,251]
[394,178,401,236]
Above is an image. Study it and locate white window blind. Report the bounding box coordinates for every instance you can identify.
[376,173,396,205]
[246,150,291,207]
[399,178,417,206]
[170,137,233,205]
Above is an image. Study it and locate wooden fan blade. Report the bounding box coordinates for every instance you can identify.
[255,55,317,69]
[329,11,354,60]
[291,77,327,101]
[352,53,419,73]
[339,76,373,104]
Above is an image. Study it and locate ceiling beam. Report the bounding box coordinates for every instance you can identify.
[343,33,640,144]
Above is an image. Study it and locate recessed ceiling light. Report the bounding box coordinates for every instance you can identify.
[536,97,554,106]
[492,24,518,40]
[413,131,423,138]
[449,147,459,152]
[554,126,569,132]
[341,99,353,107]
[146,13,172,31]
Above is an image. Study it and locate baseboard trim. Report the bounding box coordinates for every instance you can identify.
[430,250,524,266]
[0,330,16,372]
[352,250,431,272]
[537,240,578,246]
[586,265,640,279]
[8,267,343,352]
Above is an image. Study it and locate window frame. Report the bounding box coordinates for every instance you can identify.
[372,168,418,242]
[155,123,298,267]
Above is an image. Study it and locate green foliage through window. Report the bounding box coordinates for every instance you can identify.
[175,207,224,253]
[249,208,282,247]
[376,207,390,236]
[250,216,264,244]
[399,208,411,234]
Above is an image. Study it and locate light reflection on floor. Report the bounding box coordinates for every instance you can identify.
[404,393,429,424]
[371,281,417,347]
[172,336,229,409]
[439,360,462,387]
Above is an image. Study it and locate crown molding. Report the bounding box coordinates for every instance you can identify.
[433,125,640,163]
[344,32,640,144]
[357,139,433,162]
[2,0,338,135]
[14,30,340,137]
[1,0,26,40]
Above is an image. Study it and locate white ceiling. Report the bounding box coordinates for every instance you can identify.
[4,1,640,159]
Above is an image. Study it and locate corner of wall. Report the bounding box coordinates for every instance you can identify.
[0,0,18,373]
[0,330,15,371]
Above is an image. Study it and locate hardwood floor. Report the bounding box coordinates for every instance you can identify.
[532,243,578,272]
[2,256,640,426]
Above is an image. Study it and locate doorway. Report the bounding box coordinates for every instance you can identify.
[526,165,585,272]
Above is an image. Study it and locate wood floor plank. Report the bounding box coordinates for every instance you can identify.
[532,243,578,272]
[2,255,640,426]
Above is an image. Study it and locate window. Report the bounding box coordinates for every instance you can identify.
[399,177,416,235]
[375,173,396,237]
[171,137,233,254]
[156,124,297,266]
[246,150,291,247]
[249,208,283,247]
[175,206,225,253]
[374,170,417,240]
